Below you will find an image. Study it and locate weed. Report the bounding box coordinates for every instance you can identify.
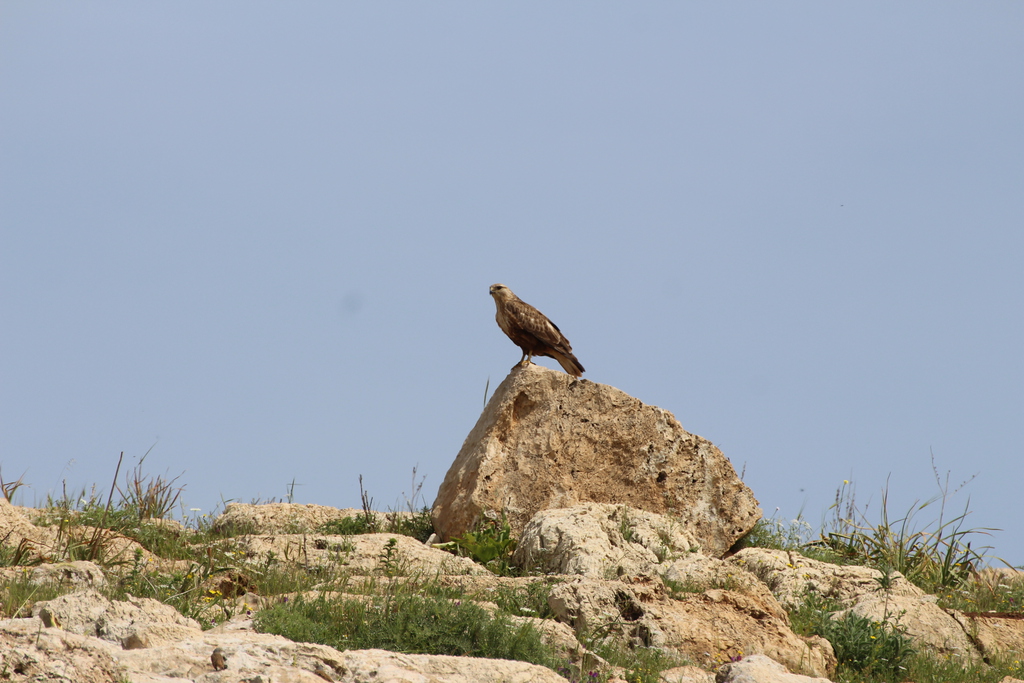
[383,508,435,543]
[358,475,378,533]
[937,572,1024,614]
[117,449,184,520]
[377,538,401,576]
[0,468,28,504]
[618,507,636,543]
[0,535,43,567]
[824,610,914,678]
[787,590,844,638]
[787,589,913,680]
[435,514,518,575]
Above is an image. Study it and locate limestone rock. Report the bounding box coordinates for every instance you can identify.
[0,498,59,561]
[513,504,699,577]
[32,589,203,648]
[0,619,126,683]
[0,560,107,590]
[548,577,835,678]
[950,611,1024,661]
[2,615,571,682]
[431,365,760,557]
[714,654,831,682]
[212,503,367,535]
[839,593,979,662]
[660,665,716,683]
[225,532,488,576]
[662,554,779,607]
[729,548,923,609]
[305,647,572,683]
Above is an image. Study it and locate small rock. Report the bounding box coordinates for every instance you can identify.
[715,654,831,682]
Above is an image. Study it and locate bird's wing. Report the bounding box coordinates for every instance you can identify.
[506,298,572,350]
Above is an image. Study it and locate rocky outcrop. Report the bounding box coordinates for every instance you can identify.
[728,548,923,609]
[0,619,126,683]
[512,503,699,577]
[0,560,107,589]
[212,503,365,535]
[547,576,836,678]
[225,532,488,576]
[431,365,760,556]
[839,593,979,663]
[2,452,1020,683]
[32,589,203,649]
[957,612,1024,661]
[0,615,570,683]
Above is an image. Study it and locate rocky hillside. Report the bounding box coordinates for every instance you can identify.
[1,365,1022,683]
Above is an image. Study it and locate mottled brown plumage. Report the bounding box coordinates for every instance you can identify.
[489,283,584,377]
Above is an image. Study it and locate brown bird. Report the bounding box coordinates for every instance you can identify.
[211,647,228,671]
[488,283,584,377]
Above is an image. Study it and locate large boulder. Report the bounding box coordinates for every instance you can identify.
[431,365,760,557]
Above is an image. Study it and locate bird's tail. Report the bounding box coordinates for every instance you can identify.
[553,351,585,378]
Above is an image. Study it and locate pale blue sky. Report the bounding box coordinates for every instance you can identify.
[2,3,1021,564]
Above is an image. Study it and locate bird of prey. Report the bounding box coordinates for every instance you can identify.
[211,647,228,671]
[488,283,585,377]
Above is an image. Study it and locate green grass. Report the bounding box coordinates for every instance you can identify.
[0,572,66,619]
[491,581,557,620]
[315,507,435,544]
[254,591,559,665]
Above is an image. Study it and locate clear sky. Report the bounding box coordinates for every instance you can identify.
[2,4,1021,565]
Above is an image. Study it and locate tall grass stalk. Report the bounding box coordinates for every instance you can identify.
[811,459,999,594]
